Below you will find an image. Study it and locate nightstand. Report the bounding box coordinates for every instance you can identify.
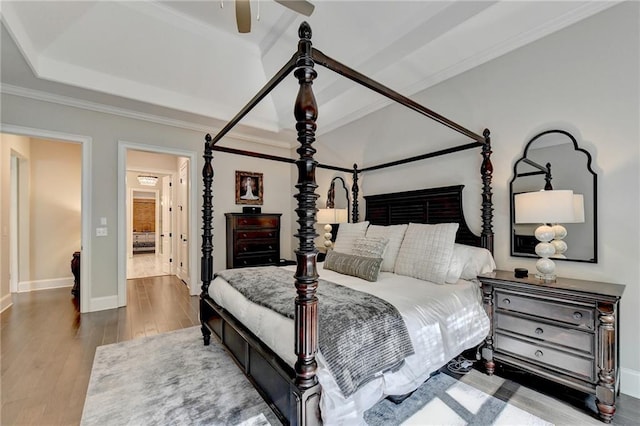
[478,270,625,423]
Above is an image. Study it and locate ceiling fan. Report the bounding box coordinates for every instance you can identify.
[235,0,315,33]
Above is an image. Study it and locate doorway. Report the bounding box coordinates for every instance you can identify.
[117,141,199,307]
[1,126,91,313]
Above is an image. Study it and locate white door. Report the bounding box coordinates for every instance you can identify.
[177,161,190,284]
[161,176,173,274]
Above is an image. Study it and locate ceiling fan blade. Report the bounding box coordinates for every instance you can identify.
[273,0,314,17]
[236,0,251,33]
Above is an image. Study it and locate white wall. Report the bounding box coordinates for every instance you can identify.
[319,2,640,397]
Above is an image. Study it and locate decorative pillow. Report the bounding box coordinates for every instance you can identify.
[394,223,459,284]
[332,221,370,254]
[351,236,389,259]
[365,224,408,272]
[323,250,383,282]
[445,243,497,283]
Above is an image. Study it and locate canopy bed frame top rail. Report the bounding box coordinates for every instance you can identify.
[200,22,493,425]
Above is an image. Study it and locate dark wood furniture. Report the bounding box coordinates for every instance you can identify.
[479,270,625,423]
[225,213,281,269]
[71,251,80,298]
[199,22,494,426]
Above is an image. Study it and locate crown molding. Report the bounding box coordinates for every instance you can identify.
[1,83,294,150]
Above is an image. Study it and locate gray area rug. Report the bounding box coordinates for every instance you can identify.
[83,326,551,426]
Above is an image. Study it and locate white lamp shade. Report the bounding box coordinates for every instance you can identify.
[514,190,575,224]
[572,194,585,223]
[317,208,348,224]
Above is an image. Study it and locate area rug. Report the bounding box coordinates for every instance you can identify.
[82,326,552,426]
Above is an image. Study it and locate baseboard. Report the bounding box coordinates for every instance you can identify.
[0,293,13,313]
[89,295,119,312]
[620,367,640,399]
[18,277,73,292]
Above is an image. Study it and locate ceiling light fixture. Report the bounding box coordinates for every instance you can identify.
[137,175,158,186]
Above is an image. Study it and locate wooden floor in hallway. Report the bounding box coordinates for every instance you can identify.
[1,275,199,425]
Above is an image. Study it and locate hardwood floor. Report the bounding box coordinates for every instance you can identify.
[2,278,639,426]
[1,276,199,425]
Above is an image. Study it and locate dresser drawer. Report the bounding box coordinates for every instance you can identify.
[496,313,593,354]
[237,240,278,254]
[495,291,594,330]
[234,216,279,228]
[236,229,278,240]
[235,254,278,267]
[496,333,594,382]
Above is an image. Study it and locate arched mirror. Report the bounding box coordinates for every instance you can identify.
[510,130,597,263]
[326,176,350,222]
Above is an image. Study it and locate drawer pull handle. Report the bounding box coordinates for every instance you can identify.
[535,328,543,335]
[268,245,273,250]
[242,233,247,238]
[502,298,511,305]
[573,312,583,320]
[535,350,543,358]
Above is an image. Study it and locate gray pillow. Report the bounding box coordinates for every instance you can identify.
[324,250,383,282]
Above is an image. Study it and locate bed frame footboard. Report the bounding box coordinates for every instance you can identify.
[200,296,321,426]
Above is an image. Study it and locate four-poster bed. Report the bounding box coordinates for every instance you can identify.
[200,22,494,425]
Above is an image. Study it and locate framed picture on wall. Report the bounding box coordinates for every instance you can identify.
[235,171,263,205]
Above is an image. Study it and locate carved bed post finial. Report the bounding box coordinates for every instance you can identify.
[544,162,553,190]
[352,164,359,222]
[200,134,214,345]
[293,21,320,392]
[481,129,494,254]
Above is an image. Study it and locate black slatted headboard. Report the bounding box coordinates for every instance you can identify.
[364,185,481,247]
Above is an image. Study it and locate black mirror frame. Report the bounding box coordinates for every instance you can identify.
[509,129,598,263]
[326,176,350,223]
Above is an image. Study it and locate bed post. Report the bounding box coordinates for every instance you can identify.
[481,128,494,254]
[352,164,359,222]
[293,21,322,425]
[200,134,214,345]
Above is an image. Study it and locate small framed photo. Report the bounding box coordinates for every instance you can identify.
[235,171,263,205]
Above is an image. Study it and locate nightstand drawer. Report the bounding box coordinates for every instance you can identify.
[496,333,594,381]
[495,290,594,330]
[496,313,593,354]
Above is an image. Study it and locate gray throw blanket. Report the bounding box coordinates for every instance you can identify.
[215,266,415,398]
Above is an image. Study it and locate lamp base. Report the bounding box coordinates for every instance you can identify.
[535,272,557,282]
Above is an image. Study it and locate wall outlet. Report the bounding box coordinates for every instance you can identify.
[96,227,108,237]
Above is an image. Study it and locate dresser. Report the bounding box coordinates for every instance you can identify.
[478,270,625,423]
[225,213,281,269]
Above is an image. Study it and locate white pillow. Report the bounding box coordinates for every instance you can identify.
[445,243,497,283]
[394,223,459,284]
[332,221,369,254]
[351,236,389,259]
[365,224,408,272]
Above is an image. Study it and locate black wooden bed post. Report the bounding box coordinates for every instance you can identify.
[293,22,322,425]
[351,164,359,222]
[481,128,494,254]
[200,134,214,345]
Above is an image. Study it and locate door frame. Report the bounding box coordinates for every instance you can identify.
[117,141,199,306]
[1,124,92,313]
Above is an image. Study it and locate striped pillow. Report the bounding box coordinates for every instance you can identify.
[324,250,383,282]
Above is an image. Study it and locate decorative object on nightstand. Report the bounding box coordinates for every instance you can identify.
[479,271,625,423]
[514,189,584,281]
[317,208,348,249]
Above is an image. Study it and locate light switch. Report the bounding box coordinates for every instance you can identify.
[100,217,107,226]
[96,227,108,237]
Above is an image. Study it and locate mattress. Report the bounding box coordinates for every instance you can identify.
[209,264,490,425]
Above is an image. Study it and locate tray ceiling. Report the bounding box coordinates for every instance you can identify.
[0,1,618,147]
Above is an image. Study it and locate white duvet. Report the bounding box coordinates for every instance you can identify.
[209,264,490,425]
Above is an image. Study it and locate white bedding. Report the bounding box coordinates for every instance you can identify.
[209,264,490,425]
